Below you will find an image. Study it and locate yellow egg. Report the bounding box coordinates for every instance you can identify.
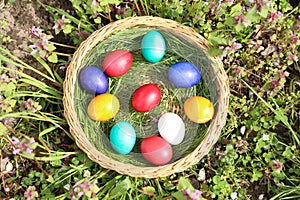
[87,94,120,121]
[184,96,214,124]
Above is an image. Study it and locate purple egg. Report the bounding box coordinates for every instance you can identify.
[79,66,108,94]
[168,62,202,88]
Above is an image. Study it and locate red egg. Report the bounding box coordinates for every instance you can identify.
[102,49,133,77]
[140,136,173,165]
[131,84,161,112]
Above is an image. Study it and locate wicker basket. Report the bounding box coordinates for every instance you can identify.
[63,16,229,178]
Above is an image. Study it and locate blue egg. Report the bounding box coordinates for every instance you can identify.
[110,121,136,154]
[168,62,202,88]
[141,30,166,63]
[79,66,108,95]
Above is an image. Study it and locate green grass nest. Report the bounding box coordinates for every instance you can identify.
[74,27,219,166]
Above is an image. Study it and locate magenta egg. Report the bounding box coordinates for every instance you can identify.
[140,136,172,166]
[131,84,161,112]
[102,49,133,77]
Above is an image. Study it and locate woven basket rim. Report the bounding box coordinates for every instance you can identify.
[63,16,230,178]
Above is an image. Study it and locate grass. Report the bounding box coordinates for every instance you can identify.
[0,0,299,199]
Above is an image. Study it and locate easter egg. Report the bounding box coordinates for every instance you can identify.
[140,136,172,165]
[168,62,201,88]
[87,94,120,121]
[141,30,166,63]
[102,49,133,77]
[158,113,185,145]
[79,66,108,94]
[131,84,161,112]
[184,96,214,124]
[110,121,136,154]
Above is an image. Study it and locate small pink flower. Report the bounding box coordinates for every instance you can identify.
[195,15,201,20]
[29,26,42,38]
[78,191,84,197]
[191,190,203,199]
[12,136,20,145]
[13,149,21,155]
[0,74,9,82]
[277,12,283,17]
[279,71,286,79]
[53,15,66,31]
[233,43,242,49]
[235,14,246,25]
[272,160,283,171]
[29,44,38,55]
[29,138,35,144]
[184,188,191,195]
[296,24,300,32]
[265,1,271,6]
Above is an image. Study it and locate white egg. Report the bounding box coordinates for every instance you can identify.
[158,113,185,145]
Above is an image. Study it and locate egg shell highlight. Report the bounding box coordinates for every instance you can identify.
[79,66,108,94]
[158,113,185,145]
[102,49,133,77]
[87,94,120,121]
[110,121,136,154]
[168,62,202,88]
[141,30,166,63]
[140,136,173,166]
[184,96,214,124]
[131,84,161,112]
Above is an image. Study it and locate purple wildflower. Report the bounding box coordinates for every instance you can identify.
[184,188,191,195]
[272,160,283,171]
[288,54,298,62]
[267,12,282,23]
[92,0,97,6]
[23,186,37,200]
[195,15,201,20]
[12,136,20,145]
[29,26,43,38]
[256,0,270,11]
[235,14,248,25]
[53,15,66,31]
[3,117,18,127]
[0,73,9,82]
[290,31,298,43]
[12,136,35,155]
[233,43,242,49]
[20,99,40,112]
[29,44,38,55]
[59,65,66,70]
[70,180,98,199]
[29,37,49,55]
[296,24,300,32]
[191,190,203,200]
[279,71,286,79]
[74,31,89,40]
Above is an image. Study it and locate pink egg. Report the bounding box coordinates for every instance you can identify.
[102,49,133,77]
[140,136,172,165]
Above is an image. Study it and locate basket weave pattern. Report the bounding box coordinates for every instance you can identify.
[63,16,230,178]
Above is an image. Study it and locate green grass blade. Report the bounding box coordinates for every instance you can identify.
[0,47,56,82]
[33,55,56,81]
[39,125,59,138]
